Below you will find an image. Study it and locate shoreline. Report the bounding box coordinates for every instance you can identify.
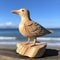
[0,43,60,50]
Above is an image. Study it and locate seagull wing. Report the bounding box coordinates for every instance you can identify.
[24,21,51,37]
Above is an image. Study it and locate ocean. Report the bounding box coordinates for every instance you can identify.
[0,28,60,47]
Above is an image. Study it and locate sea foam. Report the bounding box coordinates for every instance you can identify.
[37,37,60,40]
[0,36,17,40]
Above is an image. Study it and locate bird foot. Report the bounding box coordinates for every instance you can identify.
[29,43,36,47]
[24,42,30,45]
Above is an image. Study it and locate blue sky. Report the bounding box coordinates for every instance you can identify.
[0,0,60,28]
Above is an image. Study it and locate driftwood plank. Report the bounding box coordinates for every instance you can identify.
[16,42,47,58]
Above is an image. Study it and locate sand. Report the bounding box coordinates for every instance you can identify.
[0,45,60,60]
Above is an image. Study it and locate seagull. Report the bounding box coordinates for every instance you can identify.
[12,8,52,46]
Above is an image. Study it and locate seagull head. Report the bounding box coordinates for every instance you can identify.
[12,8,30,18]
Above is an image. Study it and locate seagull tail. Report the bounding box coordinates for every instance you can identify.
[49,30,53,33]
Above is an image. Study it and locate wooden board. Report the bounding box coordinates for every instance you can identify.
[16,42,47,58]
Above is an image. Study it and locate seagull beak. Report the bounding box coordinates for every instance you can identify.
[12,10,19,14]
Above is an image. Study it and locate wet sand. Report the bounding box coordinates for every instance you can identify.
[0,45,60,60]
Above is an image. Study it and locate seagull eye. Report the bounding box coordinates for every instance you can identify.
[22,10,24,12]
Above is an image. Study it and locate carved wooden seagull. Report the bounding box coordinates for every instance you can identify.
[12,8,52,46]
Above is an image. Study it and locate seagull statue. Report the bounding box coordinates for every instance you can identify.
[12,8,52,46]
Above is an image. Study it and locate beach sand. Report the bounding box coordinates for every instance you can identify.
[0,45,60,60]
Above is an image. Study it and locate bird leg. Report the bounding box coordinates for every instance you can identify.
[29,37,37,47]
[33,37,37,45]
[24,37,30,45]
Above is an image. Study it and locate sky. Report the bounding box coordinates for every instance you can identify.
[0,0,60,28]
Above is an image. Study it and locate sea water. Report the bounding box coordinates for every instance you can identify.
[0,28,60,47]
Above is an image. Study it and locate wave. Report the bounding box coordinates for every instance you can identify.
[0,36,60,41]
[0,41,60,47]
[37,37,60,40]
[47,43,60,45]
[0,37,60,46]
[0,42,17,45]
[0,36,17,40]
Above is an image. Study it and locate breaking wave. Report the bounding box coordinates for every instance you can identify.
[0,37,60,47]
[37,37,60,40]
[0,36,17,40]
[0,42,17,45]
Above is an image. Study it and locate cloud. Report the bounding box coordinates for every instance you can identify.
[0,23,4,26]
[0,22,15,27]
[5,22,14,26]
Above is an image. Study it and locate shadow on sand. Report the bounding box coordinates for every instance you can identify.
[42,49,58,57]
[0,48,59,59]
